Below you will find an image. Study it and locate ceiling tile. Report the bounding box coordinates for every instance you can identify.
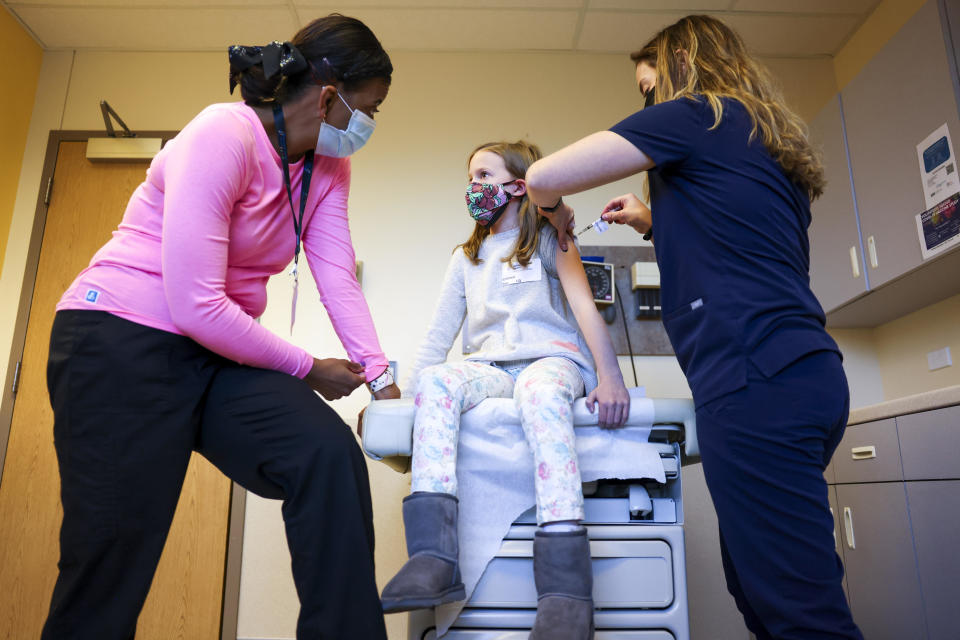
[13,7,298,49]
[9,0,285,5]
[577,11,690,52]
[296,7,580,50]
[730,0,879,15]
[295,0,583,6]
[721,12,861,56]
[577,9,860,56]
[589,0,731,10]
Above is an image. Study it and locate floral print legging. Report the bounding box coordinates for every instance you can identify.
[411,357,586,524]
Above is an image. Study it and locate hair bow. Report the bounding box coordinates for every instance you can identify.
[228,41,308,94]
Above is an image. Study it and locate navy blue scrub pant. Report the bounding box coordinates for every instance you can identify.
[697,350,863,639]
[41,310,388,640]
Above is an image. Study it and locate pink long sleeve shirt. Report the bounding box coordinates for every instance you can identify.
[58,102,389,382]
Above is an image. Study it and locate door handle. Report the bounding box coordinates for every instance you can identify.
[849,246,860,278]
[867,235,879,268]
[851,445,876,460]
[843,507,856,549]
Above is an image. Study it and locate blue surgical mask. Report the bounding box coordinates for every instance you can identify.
[316,91,376,158]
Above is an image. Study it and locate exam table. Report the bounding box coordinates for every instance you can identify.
[361,396,698,640]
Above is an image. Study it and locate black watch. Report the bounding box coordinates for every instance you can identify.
[539,197,563,212]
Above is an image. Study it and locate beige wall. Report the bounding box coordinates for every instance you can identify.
[828,328,885,409]
[834,0,927,90]
[765,56,838,125]
[873,293,960,398]
[0,8,43,278]
[831,294,960,406]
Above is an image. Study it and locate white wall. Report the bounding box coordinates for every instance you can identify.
[1,46,837,640]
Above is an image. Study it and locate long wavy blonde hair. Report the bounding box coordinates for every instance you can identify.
[459,141,549,266]
[632,15,825,200]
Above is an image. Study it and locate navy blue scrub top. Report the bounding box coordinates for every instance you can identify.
[610,96,840,408]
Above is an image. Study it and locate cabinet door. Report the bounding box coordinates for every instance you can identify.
[841,0,960,287]
[832,418,903,484]
[906,480,960,640]
[835,483,926,640]
[826,485,850,603]
[807,95,868,312]
[896,405,960,480]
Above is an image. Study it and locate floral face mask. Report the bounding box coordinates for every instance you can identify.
[465,180,518,227]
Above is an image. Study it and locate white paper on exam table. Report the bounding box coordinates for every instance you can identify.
[433,388,664,636]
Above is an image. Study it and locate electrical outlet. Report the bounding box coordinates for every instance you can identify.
[927,347,952,371]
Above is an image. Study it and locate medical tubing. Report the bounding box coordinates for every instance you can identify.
[613,281,638,387]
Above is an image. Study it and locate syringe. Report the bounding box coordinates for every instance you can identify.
[575,217,610,238]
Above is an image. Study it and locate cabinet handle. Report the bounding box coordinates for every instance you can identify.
[867,236,879,268]
[829,507,837,548]
[851,445,876,460]
[849,246,860,278]
[843,507,856,549]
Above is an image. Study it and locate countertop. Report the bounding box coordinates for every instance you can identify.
[848,384,960,425]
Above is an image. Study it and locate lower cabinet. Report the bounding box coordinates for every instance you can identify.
[834,483,926,640]
[905,480,960,640]
[825,486,849,603]
[828,405,960,640]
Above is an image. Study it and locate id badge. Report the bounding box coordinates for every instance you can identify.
[501,257,543,285]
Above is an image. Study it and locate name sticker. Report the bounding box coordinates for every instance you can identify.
[501,258,542,285]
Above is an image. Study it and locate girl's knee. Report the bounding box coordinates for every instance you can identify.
[415,364,461,401]
[514,378,572,409]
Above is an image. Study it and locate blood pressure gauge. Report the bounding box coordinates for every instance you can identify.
[582,261,615,305]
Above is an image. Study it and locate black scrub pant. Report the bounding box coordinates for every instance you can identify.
[41,310,387,640]
[697,350,863,639]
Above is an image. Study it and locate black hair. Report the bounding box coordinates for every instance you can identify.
[232,14,393,106]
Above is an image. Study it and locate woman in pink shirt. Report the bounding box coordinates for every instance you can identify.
[43,15,397,640]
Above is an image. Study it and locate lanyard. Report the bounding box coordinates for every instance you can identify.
[272,104,314,283]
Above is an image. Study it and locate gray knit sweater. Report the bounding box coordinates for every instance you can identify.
[405,225,597,396]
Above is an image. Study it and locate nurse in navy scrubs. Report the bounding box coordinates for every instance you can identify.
[526,15,863,640]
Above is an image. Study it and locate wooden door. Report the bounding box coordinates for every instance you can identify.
[0,140,232,640]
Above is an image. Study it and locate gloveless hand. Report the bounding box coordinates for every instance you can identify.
[305,358,366,400]
[585,376,631,429]
[601,193,652,235]
[538,202,577,252]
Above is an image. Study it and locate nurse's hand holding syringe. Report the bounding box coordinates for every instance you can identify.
[599,193,653,241]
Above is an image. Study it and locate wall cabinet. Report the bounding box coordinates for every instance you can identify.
[826,405,960,640]
[841,0,960,289]
[808,0,960,322]
[808,96,868,312]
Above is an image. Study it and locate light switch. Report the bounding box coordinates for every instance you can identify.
[927,347,952,371]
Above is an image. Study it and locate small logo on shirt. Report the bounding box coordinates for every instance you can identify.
[85,289,100,303]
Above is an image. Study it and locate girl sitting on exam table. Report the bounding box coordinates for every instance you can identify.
[380,140,629,640]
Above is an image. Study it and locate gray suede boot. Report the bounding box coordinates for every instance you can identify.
[529,528,595,640]
[381,492,465,613]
